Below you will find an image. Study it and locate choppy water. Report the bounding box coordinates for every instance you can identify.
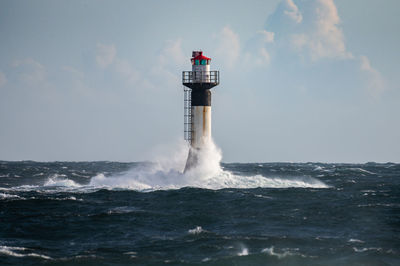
[0,161,399,265]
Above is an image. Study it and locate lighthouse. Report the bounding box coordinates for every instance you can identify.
[182,51,219,172]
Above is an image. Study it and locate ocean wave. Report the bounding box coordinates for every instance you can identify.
[262,246,293,259]
[88,169,330,191]
[0,168,330,193]
[44,174,81,187]
[237,247,249,256]
[188,226,206,235]
[0,245,52,260]
[107,206,142,214]
[353,247,382,253]
[0,192,23,200]
[261,246,309,259]
[349,239,365,243]
[83,140,330,191]
[0,141,330,192]
[348,168,376,175]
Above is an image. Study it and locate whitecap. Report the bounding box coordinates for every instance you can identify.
[0,193,22,200]
[33,173,44,176]
[49,196,81,201]
[237,246,248,256]
[86,169,330,191]
[188,226,205,235]
[261,246,294,259]
[0,140,330,193]
[349,168,375,175]
[349,239,364,243]
[0,246,52,260]
[353,247,382,253]
[123,251,137,258]
[238,248,248,256]
[254,194,273,199]
[44,175,81,188]
[108,206,141,214]
[313,166,323,171]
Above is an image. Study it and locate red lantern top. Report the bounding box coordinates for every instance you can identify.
[191,51,211,65]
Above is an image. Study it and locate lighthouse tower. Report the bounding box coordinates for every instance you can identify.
[182,51,219,172]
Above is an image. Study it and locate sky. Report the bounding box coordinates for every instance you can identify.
[0,0,399,163]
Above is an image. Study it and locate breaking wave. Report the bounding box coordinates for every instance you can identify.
[1,140,330,192]
[0,246,52,260]
[86,140,329,191]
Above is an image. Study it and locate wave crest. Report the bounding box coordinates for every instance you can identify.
[2,140,330,192]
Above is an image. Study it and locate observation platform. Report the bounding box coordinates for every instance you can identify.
[182,71,219,90]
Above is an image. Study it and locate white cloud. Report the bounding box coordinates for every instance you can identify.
[247,0,386,97]
[12,58,46,84]
[150,38,186,87]
[258,30,275,44]
[215,26,240,68]
[158,39,186,67]
[60,65,96,98]
[94,40,185,90]
[93,43,150,89]
[62,66,84,79]
[113,58,142,85]
[96,43,116,68]
[284,0,303,23]
[266,0,351,61]
[290,0,352,60]
[0,71,7,87]
[244,30,275,67]
[359,55,384,97]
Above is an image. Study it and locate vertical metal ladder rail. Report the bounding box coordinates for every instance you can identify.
[184,87,192,143]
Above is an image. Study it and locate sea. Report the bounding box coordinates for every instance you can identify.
[0,160,399,265]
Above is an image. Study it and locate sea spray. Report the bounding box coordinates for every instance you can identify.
[1,139,331,192]
[87,139,330,190]
[89,138,223,190]
[147,139,189,173]
[182,139,223,181]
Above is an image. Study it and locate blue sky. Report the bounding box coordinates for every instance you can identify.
[0,0,399,163]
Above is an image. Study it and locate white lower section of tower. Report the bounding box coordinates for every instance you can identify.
[191,106,211,149]
[184,106,211,173]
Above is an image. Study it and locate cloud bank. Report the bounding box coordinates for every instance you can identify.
[221,0,385,97]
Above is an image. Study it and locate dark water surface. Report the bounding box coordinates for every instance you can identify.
[0,161,399,265]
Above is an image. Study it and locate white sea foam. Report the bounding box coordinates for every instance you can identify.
[33,173,44,176]
[3,140,330,192]
[0,192,22,200]
[261,246,295,259]
[237,247,249,256]
[313,166,323,171]
[349,168,376,175]
[108,206,140,214]
[349,239,364,243]
[86,163,329,191]
[44,175,80,188]
[86,140,330,191]
[0,245,52,260]
[188,226,205,235]
[353,247,382,253]
[123,251,137,258]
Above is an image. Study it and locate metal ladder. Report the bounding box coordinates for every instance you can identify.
[184,87,192,143]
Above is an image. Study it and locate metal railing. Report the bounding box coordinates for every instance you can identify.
[182,71,219,84]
